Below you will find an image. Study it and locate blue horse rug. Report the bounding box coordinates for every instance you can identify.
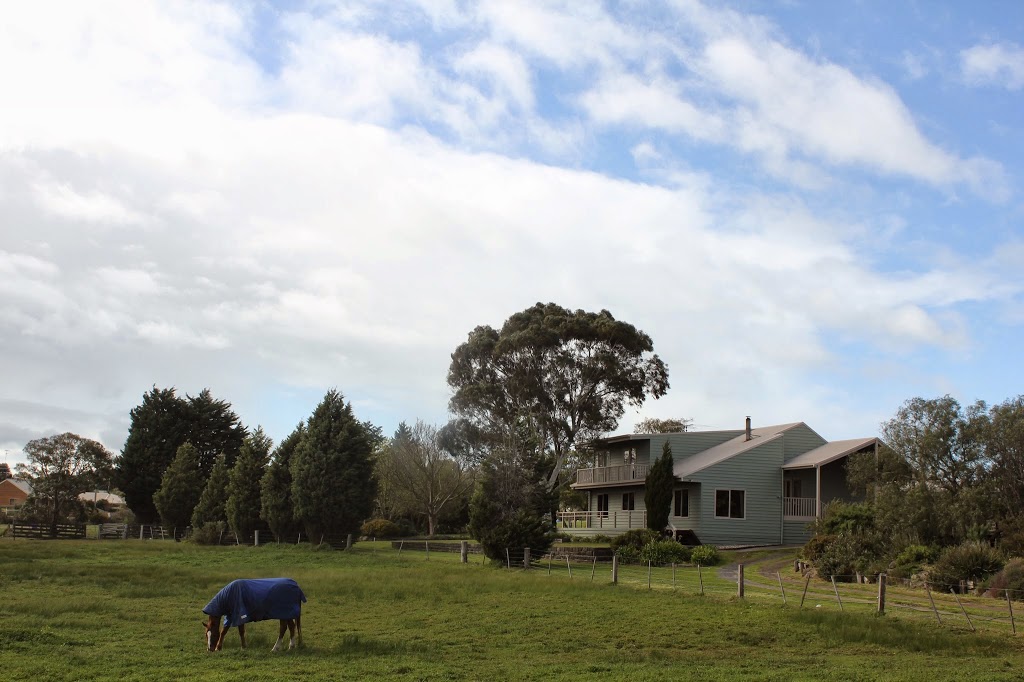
[203,578,306,628]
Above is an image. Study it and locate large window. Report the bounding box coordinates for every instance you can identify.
[621,492,635,511]
[596,494,609,517]
[715,489,745,519]
[673,489,689,517]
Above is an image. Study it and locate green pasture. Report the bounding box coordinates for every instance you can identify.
[1,540,1023,681]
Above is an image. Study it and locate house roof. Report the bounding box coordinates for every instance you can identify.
[673,423,805,479]
[78,491,125,505]
[781,438,877,470]
[2,478,32,495]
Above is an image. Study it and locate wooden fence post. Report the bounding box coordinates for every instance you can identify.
[951,589,975,631]
[830,575,843,611]
[398,540,404,555]
[425,540,429,560]
[648,561,652,590]
[925,582,942,624]
[698,563,704,596]
[672,563,677,591]
[591,556,597,582]
[566,555,572,578]
[777,572,787,605]
[254,530,259,546]
[524,547,531,569]
[800,575,811,608]
[460,540,468,564]
[794,559,800,573]
[1007,590,1016,634]
[738,563,744,598]
[612,555,619,584]
[877,574,886,615]
[506,548,510,570]
[346,534,352,550]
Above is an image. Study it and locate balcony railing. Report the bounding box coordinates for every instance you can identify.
[556,510,647,531]
[575,463,649,485]
[783,496,817,518]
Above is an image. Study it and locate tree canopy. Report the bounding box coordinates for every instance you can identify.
[644,442,678,532]
[448,303,669,488]
[226,427,271,539]
[260,423,304,540]
[191,454,229,529]
[290,389,377,541]
[634,417,692,434]
[16,433,113,535]
[117,386,246,522]
[152,442,203,529]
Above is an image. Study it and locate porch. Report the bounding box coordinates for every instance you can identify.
[782,496,818,520]
[556,510,647,535]
[574,463,649,486]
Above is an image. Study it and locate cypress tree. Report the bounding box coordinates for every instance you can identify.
[192,454,230,528]
[290,390,377,541]
[226,427,272,540]
[645,442,677,532]
[153,442,203,529]
[261,424,304,540]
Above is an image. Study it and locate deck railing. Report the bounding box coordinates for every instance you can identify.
[556,510,647,531]
[783,497,817,518]
[575,463,649,485]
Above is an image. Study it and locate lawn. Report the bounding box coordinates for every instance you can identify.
[1,540,1022,681]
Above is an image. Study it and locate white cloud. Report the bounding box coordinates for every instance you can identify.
[961,42,1024,90]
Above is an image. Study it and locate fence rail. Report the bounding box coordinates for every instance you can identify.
[574,463,649,485]
[556,510,647,530]
[11,523,86,539]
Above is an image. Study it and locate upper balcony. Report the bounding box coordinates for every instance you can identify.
[574,463,649,486]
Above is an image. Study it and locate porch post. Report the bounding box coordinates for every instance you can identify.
[816,465,822,518]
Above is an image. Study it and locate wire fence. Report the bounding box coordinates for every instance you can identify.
[370,541,1024,637]
[9,525,1022,637]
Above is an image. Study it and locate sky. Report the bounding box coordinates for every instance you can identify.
[2,0,1023,468]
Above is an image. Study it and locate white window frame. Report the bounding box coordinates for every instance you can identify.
[714,489,746,520]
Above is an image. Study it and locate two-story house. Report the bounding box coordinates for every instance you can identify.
[559,418,877,546]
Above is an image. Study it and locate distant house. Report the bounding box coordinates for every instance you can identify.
[558,419,877,547]
[78,490,125,510]
[0,479,32,517]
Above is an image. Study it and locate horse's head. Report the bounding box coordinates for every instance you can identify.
[202,615,221,652]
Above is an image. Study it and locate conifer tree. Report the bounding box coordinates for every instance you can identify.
[191,454,229,528]
[261,424,304,540]
[645,442,678,532]
[153,443,202,529]
[226,427,271,540]
[290,390,377,541]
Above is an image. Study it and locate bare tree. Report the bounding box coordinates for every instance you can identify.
[383,421,475,536]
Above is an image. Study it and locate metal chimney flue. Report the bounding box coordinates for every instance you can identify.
[745,416,751,441]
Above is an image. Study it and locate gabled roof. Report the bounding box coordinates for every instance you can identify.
[78,491,125,505]
[782,438,877,470]
[1,478,32,494]
[674,423,805,479]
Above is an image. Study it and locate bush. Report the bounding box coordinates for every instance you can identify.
[395,518,417,537]
[639,540,691,565]
[689,545,719,566]
[189,521,226,545]
[616,545,640,563]
[816,533,862,580]
[610,528,660,554]
[894,544,938,568]
[592,534,612,543]
[928,541,1005,592]
[984,558,1024,598]
[802,534,837,562]
[361,518,402,539]
[815,501,875,536]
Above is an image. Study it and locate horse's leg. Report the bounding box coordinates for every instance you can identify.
[295,615,302,648]
[238,623,246,649]
[287,618,296,649]
[272,620,287,652]
[215,625,229,651]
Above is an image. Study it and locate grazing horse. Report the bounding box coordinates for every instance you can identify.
[202,578,306,652]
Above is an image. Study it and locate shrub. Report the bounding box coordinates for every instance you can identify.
[189,521,226,546]
[689,544,719,566]
[815,501,875,536]
[802,534,837,562]
[395,518,417,537]
[592,534,612,543]
[984,558,1024,598]
[616,545,640,563]
[639,540,691,565]
[610,528,660,554]
[361,518,402,539]
[816,533,861,580]
[894,544,938,568]
[928,541,1005,592]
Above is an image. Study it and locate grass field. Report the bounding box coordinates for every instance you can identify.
[2,540,1023,681]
